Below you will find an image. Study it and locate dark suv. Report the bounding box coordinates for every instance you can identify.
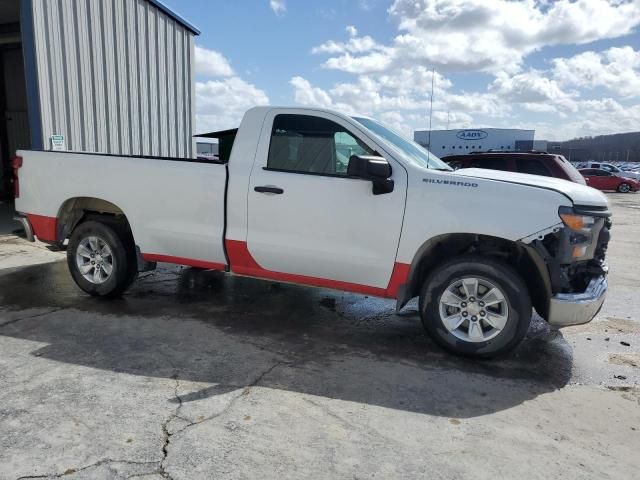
[441,151,587,185]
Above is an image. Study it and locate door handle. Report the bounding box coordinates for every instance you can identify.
[254,186,284,194]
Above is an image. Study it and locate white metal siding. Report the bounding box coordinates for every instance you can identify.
[30,0,195,157]
[414,128,535,157]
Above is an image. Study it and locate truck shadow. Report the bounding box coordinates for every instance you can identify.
[0,261,572,419]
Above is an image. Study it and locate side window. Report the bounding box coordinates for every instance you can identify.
[469,157,509,170]
[267,114,373,175]
[518,158,552,177]
[334,131,370,174]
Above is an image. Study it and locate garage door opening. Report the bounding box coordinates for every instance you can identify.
[0,0,31,200]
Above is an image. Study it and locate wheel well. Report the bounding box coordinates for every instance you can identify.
[403,233,552,319]
[56,197,132,242]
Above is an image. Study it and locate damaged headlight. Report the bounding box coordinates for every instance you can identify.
[558,206,599,261]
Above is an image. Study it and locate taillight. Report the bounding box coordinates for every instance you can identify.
[11,156,22,198]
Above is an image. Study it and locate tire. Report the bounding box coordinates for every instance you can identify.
[617,183,631,193]
[419,255,532,358]
[67,219,138,297]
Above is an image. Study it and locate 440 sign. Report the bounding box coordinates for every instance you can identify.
[456,130,488,140]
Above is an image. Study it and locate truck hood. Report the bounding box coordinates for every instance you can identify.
[454,168,609,207]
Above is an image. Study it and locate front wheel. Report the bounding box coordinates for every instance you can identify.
[617,183,631,193]
[419,255,532,358]
[67,220,138,297]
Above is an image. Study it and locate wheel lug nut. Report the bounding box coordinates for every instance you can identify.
[471,316,477,321]
[480,311,485,316]
[462,311,468,317]
[461,302,467,308]
[479,301,485,307]
[469,297,475,302]
[91,261,95,265]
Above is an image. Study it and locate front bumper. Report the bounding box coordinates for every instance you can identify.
[547,275,607,327]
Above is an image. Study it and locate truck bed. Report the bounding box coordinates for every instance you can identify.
[15,150,228,269]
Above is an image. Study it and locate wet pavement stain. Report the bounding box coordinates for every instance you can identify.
[0,260,575,394]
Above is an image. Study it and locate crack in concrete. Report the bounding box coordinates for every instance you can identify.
[0,308,64,329]
[158,374,182,480]
[157,360,288,478]
[15,459,159,480]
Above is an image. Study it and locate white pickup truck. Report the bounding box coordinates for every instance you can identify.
[13,107,611,357]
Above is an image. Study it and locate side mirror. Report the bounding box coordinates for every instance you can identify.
[347,155,394,195]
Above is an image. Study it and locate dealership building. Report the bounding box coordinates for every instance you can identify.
[0,0,199,198]
[414,128,536,156]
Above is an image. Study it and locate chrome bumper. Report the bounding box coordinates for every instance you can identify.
[13,215,35,242]
[547,275,607,327]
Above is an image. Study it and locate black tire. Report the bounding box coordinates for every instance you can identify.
[419,255,532,358]
[67,219,138,297]
[617,183,631,193]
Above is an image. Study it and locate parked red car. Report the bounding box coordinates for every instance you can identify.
[579,168,640,193]
[441,151,587,185]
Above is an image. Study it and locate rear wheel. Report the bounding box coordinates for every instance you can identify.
[419,255,532,358]
[617,183,631,193]
[67,219,138,297]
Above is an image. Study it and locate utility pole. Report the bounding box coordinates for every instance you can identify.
[427,67,435,150]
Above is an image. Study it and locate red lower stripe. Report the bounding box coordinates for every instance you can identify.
[225,239,409,299]
[142,253,226,271]
[26,214,57,242]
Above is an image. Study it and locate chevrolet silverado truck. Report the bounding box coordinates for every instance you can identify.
[13,107,611,357]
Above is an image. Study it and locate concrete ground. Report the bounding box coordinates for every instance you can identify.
[0,195,638,480]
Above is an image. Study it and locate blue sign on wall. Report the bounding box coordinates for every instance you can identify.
[456,130,488,140]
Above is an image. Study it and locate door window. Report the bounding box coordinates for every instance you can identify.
[267,114,372,176]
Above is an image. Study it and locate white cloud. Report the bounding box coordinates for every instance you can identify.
[311,35,383,55]
[294,2,640,142]
[289,66,504,136]
[490,70,578,111]
[270,0,286,16]
[312,0,640,74]
[194,45,234,77]
[540,98,640,139]
[553,46,640,97]
[193,46,269,132]
[196,77,269,133]
[358,0,376,10]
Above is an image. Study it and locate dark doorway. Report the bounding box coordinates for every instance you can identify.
[0,0,30,200]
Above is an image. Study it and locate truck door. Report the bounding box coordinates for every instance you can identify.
[242,111,406,291]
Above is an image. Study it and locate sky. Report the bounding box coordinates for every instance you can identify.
[169,0,640,141]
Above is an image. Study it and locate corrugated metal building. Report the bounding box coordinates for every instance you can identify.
[0,0,199,197]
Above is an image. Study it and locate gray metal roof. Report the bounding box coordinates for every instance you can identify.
[147,0,200,35]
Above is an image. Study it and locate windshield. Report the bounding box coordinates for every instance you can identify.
[353,116,452,171]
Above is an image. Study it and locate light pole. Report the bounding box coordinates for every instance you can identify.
[427,67,435,150]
